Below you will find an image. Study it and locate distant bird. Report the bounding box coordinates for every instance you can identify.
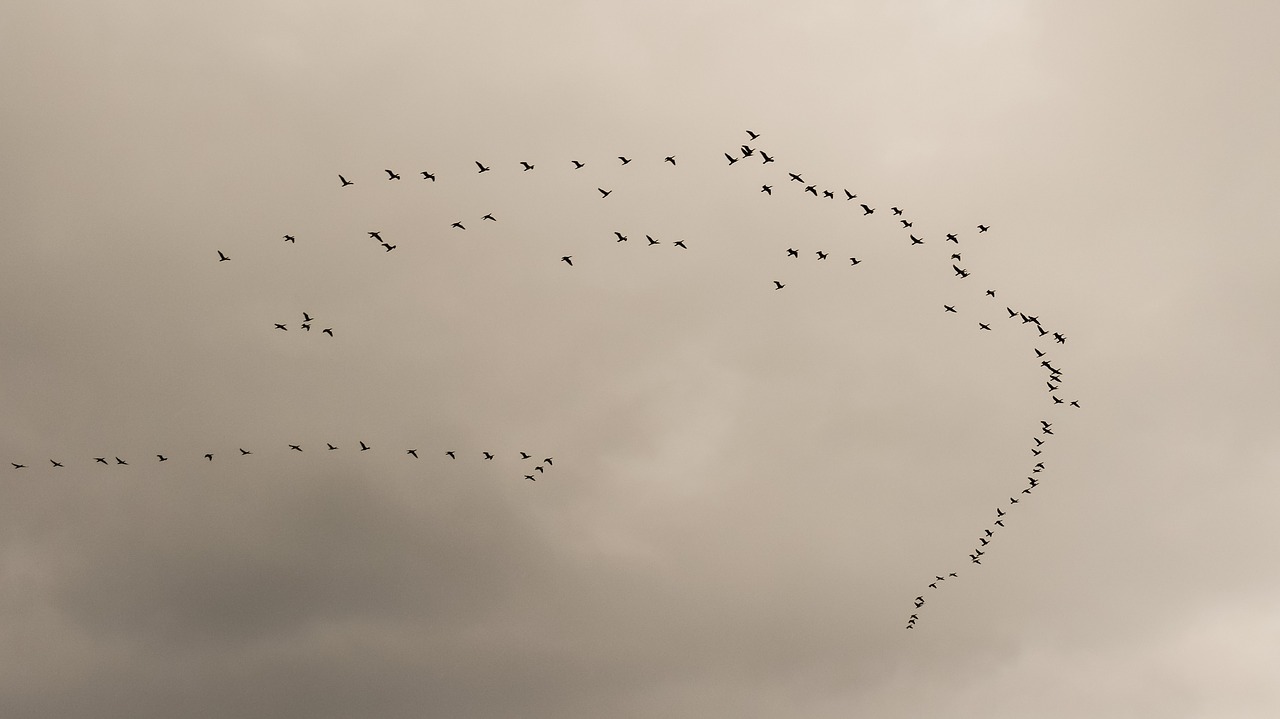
[929,583,938,589]
[822,190,834,199]
[382,243,396,252]
[986,289,996,297]
[740,145,754,157]
[952,265,970,278]
[944,305,957,313]
[945,233,958,243]
[746,129,760,140]
[359,441,370,451]
[115,457,128,465]
[446,451,456,458]
[618,156,631,165]
[786,248,799,257]
[995,520,1005,527]
[664,156,676,165]
[303,312,313,322]
[483,452,494,460]
[1052,396,1064,404]
[891,207,903,215]
[1042,427,1054,435]
[860,204,874,215]
[804,185,817,195]
[289,445,302,452]
[339,174,353,187]
[543,457,553,466]
[844,189,856,200]
[951,253,962,261]
[1053,332,1067,344]
[598,188,611,198]
[217,251,230,262]
[204,453,213,461]
[979,323,992,331]
[451,222,465,230]
[1033,438,1044,446]
[95,457,108,464]
[274,324,287,331]
[571,160,585,169]
[535,465,544,473]
[322,328,333,336]
[647,235,659,246]
[849,257,861,265]
[760,151,775,163]
[1070,400,1081,408]
[482,213,496,221]
[725,153,738,165]
[561,256,573,266]
[773,281,785,290]
[977,225,990,233]
[421,171,435,181]
[520,161,534,171]
[789,173,804,182]
[475,161,491,173]
[614,232,628,242]
[525,475,536,481]
[674,240,687,249]
[239,448,251,455]
[996,508,1005,517]
[369,231,382,241]
[520,452,532,459]
[900,220,913,228]
[407,449,418,458]
[283,234,295,243]
[1034,347,1045,356]
[910,235,924,245]
[11,464,24,469]
[385,169,400,180]
[816,251,828,260]
[156,455,167,462]
[761,185,772,195]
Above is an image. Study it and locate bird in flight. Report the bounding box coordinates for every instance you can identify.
[646,235,659,246]
[283,235,295,243]
[337,174,354,187]
[816,251,828,260]
[274,324,287,331]
[614,232,627,242]
[789,173,804,183]
[979,323,992,331]
[951,253,962,261]
[327,443,338,450]
[204,453,214,461]
[407,449,418,458]
[476,162,491,173]
[1070,400,1081,408]
[382,243,396,252]
[322,328,333,336]
[520,162,534,171]
[773,281,785,290]
[520,452,532,459]
[1053,332,1067,344]
[535,465,545,473]
[95,457,108,464]
[359,441,370,451]
[740,145,755,157]
[11,463,24,469]
[944,305,957,313]
[385,169,400,180]
[844,189,856,200]
[239,448,251,455]
[804,185,817,195]
[446,451,456,459]
[543,457,553,466]
[571,160,584,169]
[761,185,772,195]
[860,204,874,215]
[664,156,676,165]
[217,251,230,262]
[157,455,167,462]
[289,444,302,452]
[673,240,688,249]
[760,151,774,163]
[482,213,496,221]
[421,171,435,181]
[725,153,738,165]
[952,265,970,278]
[986,289,996,297]
[977,225,990,233]
[891,207,903,215]
[900,220,913,228]
[910,235,924,245]
[561,256,573,266]
[786,248,799,258]
[946,233,958,243]
[303,312,313,322]
[746,129,760,140]
[115,457,128,465]
[849,257,861,265]
[525,475,536,481]
[618,156,631,165]
[822,190,835,199]
[483,452,494,460]
[451,222,465,230]
[598,188,611,198]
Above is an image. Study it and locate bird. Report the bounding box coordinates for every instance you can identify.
[95,457,108,464]
[483,452,494,460]
[1052,396,1064,404]
[407,449,418,458]
[951,253,962,261]
[860,204,874,215]
[761,185,772,195]
[115,457,128,465]
[520,452,532,459]
[773,281,785,290]
[156,455,167,462]
[979,323,992,331]
[543,458,553,466]
[303,312,313,322]
[1034,438,1045,446]
[217,250,230,262]
[520,161,534,171]
[451,222,465,230]
[929,582,938,589]
[1070,400,1081,408]
[674,240,687,249]
[283,234,295,243]
[986,289,996,297]
[995,520,1005,527]
[1034,347,1045,356]
[598,188,611,198]
[289,445,302,452]
[359,441,370,451]
[952,265,970,278]
[977,225,990,233]
[740,145,754,157]
[787,248,799,258]
[816,251,828,260]
[746,129,760,140]
[382,243,396,252]
[475,161,491,173]
[618,156,631,165]
[385,169,400,180]
[848,256,862,266]
[664,156,676,165]
[1053,332,1067,344]
[204,453,213,461]
[789,173,804,182]
[996,508,1005,517]
[822,190,834,199]
[891,207,903,215]
[368,231,382,241]
[239,448,251,455]
[804,185,817,195]
[614,232,628,242]
[446,451,456,459]
[420,171,435,181]
[482,213,496,221]
[535,465,545,473]
[725,153,738,165]
[524,475,536,481]
[760,151,775,163]
[900,220,913,228]
[11,463,24,469]
[844,189,856,200]
[571,160,584,169]
[561,256,573,266]
[322,328,333,336]
[339,174,353,187]
[945,233,958,243]
[910,235,924,245]
[944,305,957,313]
[647,235,659,246]
[274,324,287,331]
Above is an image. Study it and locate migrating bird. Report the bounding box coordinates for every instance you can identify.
[420,171,435,181]
[10,464,24,469]
[535,465,545,473]
[217,251,230,262]
[946,233,958,243]
[95,457,108,464]
[283,234,295,243]
[359,441,370,451]
[849,257,861,265]
[910,235,924,245]
[451,222,465,230]
[724,153,738,165]
[204,453,213,461]
[760,151,775,163]
[860,204,875,215]
[761,185,772,195]
[115,457,128,465]
[614,232,628,242]
[952,265,970,278]
[239,448,251,455]
[822,190,835,199]
[483,452,494,460]
[482,213,496,222]
[844,189,856,200]
[571,160,585,169]
[673,240,688,249]
[274,324,287,331]
[520,452,532,459]
[789,173,804,182]
[322,328,333,336]
[891,207,903,215]
[525,475,536,481]
[900,220,913,228]
[773,281,785,290]
[664,156,677,165]
[647,235,659,246]
[339,174,353,187]
[289,445,302,452]
[986,289,996,297]
[157,455,167,462]
[1070,400,1081,408]
[520,161,534,171]
[740,145,754,157]
[303,312,313,322]
[1054,332,1067,344]
[746,129,760,140]
[598,188,612,198]
[475,161,491,173]
[369,231,382,241]
[382,243,396,252]
[618,156,631,165]
[561,256,573,266]
[979,323,992,331]
[407,449,418,458]
[944,305,957,313]
[816,251,828,260]
[787,248,799,258]
[804,185,817,195]
[543,457,553,466]
[446,451,456,459]
[385,169,400,180]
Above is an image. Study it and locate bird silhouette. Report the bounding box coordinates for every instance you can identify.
[571,160,584,169]
[946,233,958,243]
[421,171,435,181]
[952,265,970,278]
[217,251,230,262]
[525,475,536,481]
[618,156,631,165]
[901,220,913,228]
[788,173,804,182]
[951,253,962,261]
[274,324,287,331]
[891,207,903,215]
[614,231,628,242]
[664,156,676,165]
[598,188,611,198]
[849,257,861,265]
[359,441,370,451]
[561,256,573,266]
[289,445,302,452]
[773,281,785,290]
[977,225,990,232]
[475,162,491,173]
[725,153,738,165]
[239,448,251,455]
[844,189,856,200]
[786,248,799,257]
[157,455,167,462]
[520,162,534,171]
[11,464,24,469]
[761,185,772,195]
[910,235,924,245]
[368,231,382,241]
[1070,400,1081,408]
[944,305,957,313]
[283,235,295,243]
[674,240,687,249]
[760,151,775,163]
[986,289,996,297]
[339,174,353,187]
[204,453,213,461]
[543,458,553,466]
[646,235,659,246]
[95,457,108,464]
[451,222,465,230]
[520,452,532,459]
[979,323,992,331]
[860,204,874,215]
[446,451,456,458]
[804,185,817,195]
[483,452,494,460]
[740,145,754,157]
[382,243,396,252]
[385,169,400,180]
[746,129,760,140]
[115,457,128,465]
[407,449,418,458]
[822,190,835,199]
[303,312,313,322]
[816,251,828,260]
[482,213,496,221]
[322,328,333,336]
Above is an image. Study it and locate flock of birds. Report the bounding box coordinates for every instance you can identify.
[18,129,1080,628]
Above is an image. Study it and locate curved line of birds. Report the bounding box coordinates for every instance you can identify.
[9,445,556,482]
[214,129,1083,625]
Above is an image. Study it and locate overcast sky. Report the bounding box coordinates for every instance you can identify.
[2,1,1279,717]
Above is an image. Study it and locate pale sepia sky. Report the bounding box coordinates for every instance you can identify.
[2,1,1279,717]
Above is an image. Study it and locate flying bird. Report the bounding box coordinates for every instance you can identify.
[239,448,251,455]
[740,145,754,157]
[359,441,370,451]
[571,160,584,169]
[95,457,108,464]
[986,289,996,297]
[844,189,856,200]
[664,156,676,165]
[289,445,302,452]
[598,188,611,198]
[746,129,760,140]
[725,153,738,165]
[673,240,687,249]
[421,171,435,181]
[339,174,353,187]
[274,324,287,331]
[482,213,496,221]
[115,457,128,465]
[944,305,957,313]
[979,323,992,331]
[952,265,970,278]
[543,458,553,466]
[382,243,396,252]
[910,235,924,245]
[561,256,573,266]
[614,232,628,242]
[789,173,804,182]
[761,185,772,195]
[451,222,465,230]
[977,225,990,232]
[475,162,491,173]
[407,449,418,458]
[946,233,958,243]
[900,220,913,228]
[156,455,167,462]
[535,465,544,473]
[483,452,494,460]
[786,248,799,257]
[217,251,230,262]
[618,156,631,165]
[525,475,536,481]
[519,162,534,171]
[891,207,903,215]
[860,204,874,215]
[322,328,333,336]
[804,185,817,195]
[385,169,400,180]
[204,453,213,461]
[849,257,861,265]
[283,234,295,243]
[760,151,774,163]
[647,235,659,246]
[773,281,785,290]
[303,312,313,322]
[816,251,828,260]
[520,452,532,459]
[10,464,24,469]
[446,451,456,458]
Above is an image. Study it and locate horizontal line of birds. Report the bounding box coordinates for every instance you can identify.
[271,311,334,335]
[8,445,556,481]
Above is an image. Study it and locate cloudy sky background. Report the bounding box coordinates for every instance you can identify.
[3,1,1279,717]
